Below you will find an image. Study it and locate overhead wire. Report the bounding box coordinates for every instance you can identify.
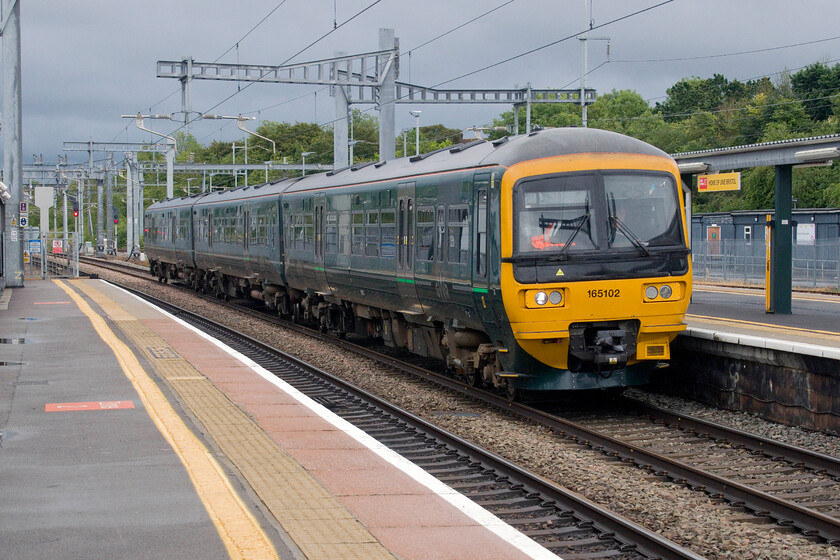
[405,0,517,54]
[611,34,840,64]
[111,1,291,149]
[190,0,383,128]
[429,0,675,89]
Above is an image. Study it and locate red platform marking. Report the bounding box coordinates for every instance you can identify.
[45,401,135,412]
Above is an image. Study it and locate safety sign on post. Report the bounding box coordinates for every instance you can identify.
[52,239,63,255]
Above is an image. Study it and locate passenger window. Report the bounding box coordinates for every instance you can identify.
[381,209,396,258]
[416,207,435,262]
[351,211,364,255]
[366,211,380,257]
[476,189,487,277]
[448,206,469,265]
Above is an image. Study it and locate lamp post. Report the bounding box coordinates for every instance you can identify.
[400,128,413,157]
[232,140,249,187]
[301,152,315,177]
[409,110,422,156]
[348,140,360,165]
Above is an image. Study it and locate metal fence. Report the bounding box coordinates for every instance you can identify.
[37,232,80,279]
[692,238,840,290]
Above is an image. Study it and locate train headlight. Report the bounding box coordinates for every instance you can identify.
[548,290,563,305]
[659,285,673,299]
[534,291,548,306]
[645,285,659,299]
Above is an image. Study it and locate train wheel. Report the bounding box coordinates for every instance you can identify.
[505,381,520,402]
[464,366,482,388]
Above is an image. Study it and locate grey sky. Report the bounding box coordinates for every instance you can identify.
[4,0,840,165]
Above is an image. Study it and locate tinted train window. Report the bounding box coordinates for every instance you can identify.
[514,172,682,257]
[304,213,314,251]
[292,214,305,250]
[476,189,487,277]
[515,175,598,254]
[338,211,350,255]
[381,209,396,259]
[366,211,380,257]
[448,206,469,265]
[416,207,435,262]
[326,212,338,254]
[351,211,364,255]
[604,174,681,248]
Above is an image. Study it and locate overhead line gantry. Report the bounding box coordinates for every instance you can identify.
[157,28,595,170]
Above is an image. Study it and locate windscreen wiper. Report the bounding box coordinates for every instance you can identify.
[555,212,592,260]
[610,215,651,257]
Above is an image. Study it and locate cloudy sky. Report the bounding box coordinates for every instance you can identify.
[3,0,840,165]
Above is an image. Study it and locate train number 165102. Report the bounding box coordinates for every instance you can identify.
[587,288,620,298]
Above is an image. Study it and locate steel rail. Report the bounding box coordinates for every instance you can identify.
[98,273,703,560]
[619,397,840,478]
[82,257,840,544]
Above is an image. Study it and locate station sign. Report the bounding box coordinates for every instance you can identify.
[796,223,816,246]
[698,172,741,192]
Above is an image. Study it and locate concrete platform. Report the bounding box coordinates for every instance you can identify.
[0,279,556,560]
[686,285,840,359]
[667,284,840,433]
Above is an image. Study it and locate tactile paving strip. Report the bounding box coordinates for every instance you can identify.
[72,280,396,560]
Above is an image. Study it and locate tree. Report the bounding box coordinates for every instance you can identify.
[791,62,840,121]
[654,74,761,121]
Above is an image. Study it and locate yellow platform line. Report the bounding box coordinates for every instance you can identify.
[687,313,840,341]
[55,279,278,560]
[72,279,396,560]
[694,285,840,304]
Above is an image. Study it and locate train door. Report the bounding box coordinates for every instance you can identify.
[243,203,257,277]
[313,193,330,293]
[243,205,250,254]
[472,173,495,326]
[397,182,423,314]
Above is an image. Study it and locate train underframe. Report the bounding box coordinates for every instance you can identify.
[149,261,656,399]
[150,261,511,395]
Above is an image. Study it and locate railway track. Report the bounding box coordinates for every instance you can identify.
[117,281,701,560]
[80,256,840,547]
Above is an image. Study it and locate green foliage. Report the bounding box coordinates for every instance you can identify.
[397,124,460,157]
[141,60,840,217]
[791,62,840,121]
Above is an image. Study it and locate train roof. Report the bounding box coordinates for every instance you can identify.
[190,178,295,205]
[147,128,671,211]
[284,127,670,193]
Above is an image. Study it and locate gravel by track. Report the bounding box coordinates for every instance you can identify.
[81,261,840,560]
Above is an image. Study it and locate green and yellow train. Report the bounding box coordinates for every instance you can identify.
[145,127,692,397]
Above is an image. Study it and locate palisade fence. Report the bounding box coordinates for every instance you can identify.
[692,238,840,290]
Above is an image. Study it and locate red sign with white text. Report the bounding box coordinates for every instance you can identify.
[45,401,135,412]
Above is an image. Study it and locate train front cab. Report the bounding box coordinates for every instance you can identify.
[498,152,692,391]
